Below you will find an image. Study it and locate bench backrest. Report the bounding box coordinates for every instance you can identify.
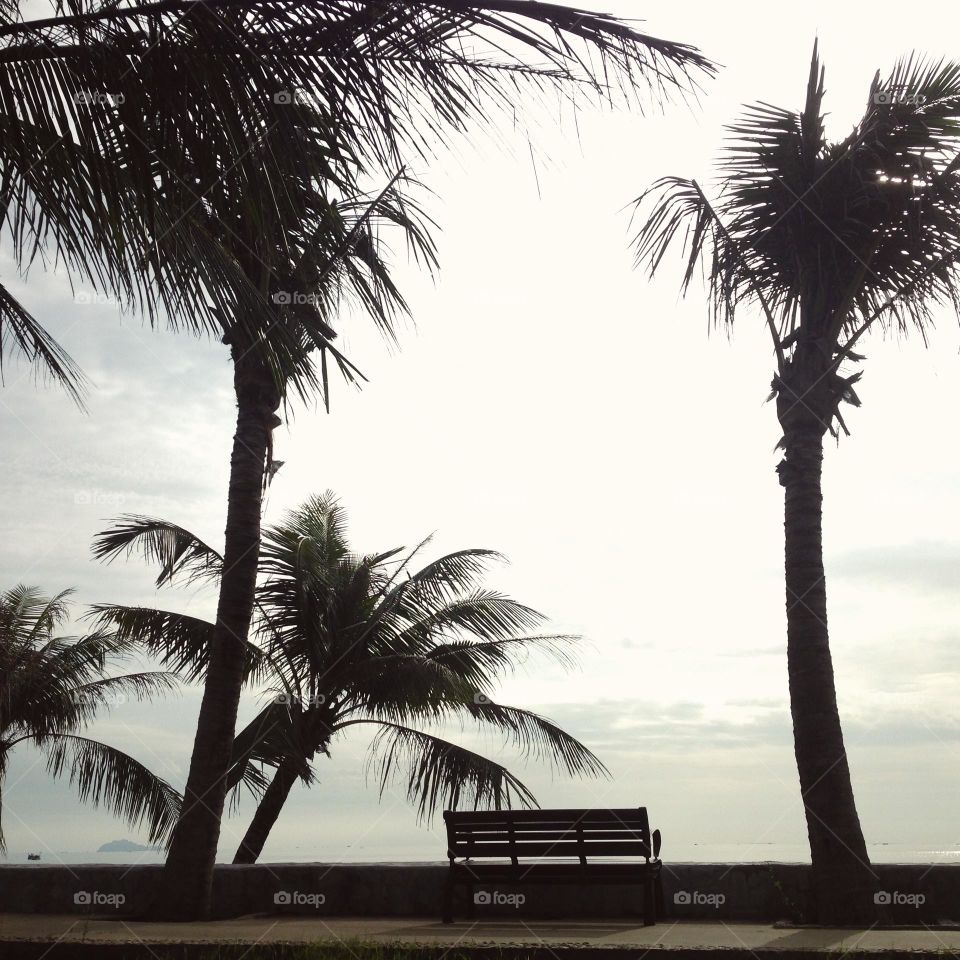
[443,807,654,863]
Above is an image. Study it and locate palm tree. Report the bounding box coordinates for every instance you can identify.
[631,46,960,922]
[0,585,182,852]
[90,493,607,865]
[1,2,713,401]
[5,2,712,917]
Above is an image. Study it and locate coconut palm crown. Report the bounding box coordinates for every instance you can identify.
[0,585,181,851]
[89,493,608,863]
[1,0,714,402]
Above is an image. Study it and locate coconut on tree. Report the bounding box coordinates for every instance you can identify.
[631,46,960,921]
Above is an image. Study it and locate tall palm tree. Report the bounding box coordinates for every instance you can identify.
[631,46,960,922]
[1,1,713,400]
[0,585,181,852]
[90,493,607,865]
[4,2,712,917]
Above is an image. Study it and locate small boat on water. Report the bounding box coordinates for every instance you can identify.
[27,853,41,861]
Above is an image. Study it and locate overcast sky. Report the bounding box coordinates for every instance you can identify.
[3,0,960,865]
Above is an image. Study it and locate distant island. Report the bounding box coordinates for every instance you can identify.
[97,839,161,853]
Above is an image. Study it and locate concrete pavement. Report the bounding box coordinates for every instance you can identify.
[3,913,960,956]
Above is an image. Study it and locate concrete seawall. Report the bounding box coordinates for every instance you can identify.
[1,863,957,922]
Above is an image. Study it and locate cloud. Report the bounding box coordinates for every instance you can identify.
[831,542,960,597]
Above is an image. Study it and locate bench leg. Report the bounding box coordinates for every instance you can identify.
[467,881,476,920]
[443,873,454,924]
[655,874,664,920]
[643,877,656,926]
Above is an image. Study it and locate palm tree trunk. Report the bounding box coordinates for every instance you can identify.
[232,759,299,864]
[156,350,280,919]
[778,396,874,923]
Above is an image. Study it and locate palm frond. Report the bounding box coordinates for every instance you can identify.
[40,733,182,846]
[0,584,73,645]
[91,516,223,589]
[228,701,318,788]
[334,652,475,720]
[391,549,506,606]
[85,603,252,685]
[337,635,580,719]
[428,633,580,681]
[385,590,546,653]
[467,700,610,778]
[0,281,87,404]
[4,636,173,741]
[631,176,784,363]
[68,671,180,711]
[226,759,273,815]
[359,719,539,821]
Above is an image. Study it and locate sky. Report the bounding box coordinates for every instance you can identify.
[2,0,960,866]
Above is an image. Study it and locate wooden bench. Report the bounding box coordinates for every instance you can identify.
[442,807,663,925]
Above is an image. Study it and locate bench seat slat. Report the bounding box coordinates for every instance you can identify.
[449,840,649,858]
[452,829,649,842]
[450,862,659,880]
[447,809,644,824]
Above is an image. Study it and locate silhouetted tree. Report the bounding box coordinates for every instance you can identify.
[632,46,960,921]
[0,585,180,851]
[91,493,607,864]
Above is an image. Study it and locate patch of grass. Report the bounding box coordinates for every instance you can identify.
[3,942,520,960]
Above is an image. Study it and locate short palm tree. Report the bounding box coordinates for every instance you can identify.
[0,585,181,852]
[91,493,607,865]
[631,46,960,922]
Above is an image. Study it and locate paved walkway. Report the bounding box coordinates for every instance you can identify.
[3,915,960,954]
